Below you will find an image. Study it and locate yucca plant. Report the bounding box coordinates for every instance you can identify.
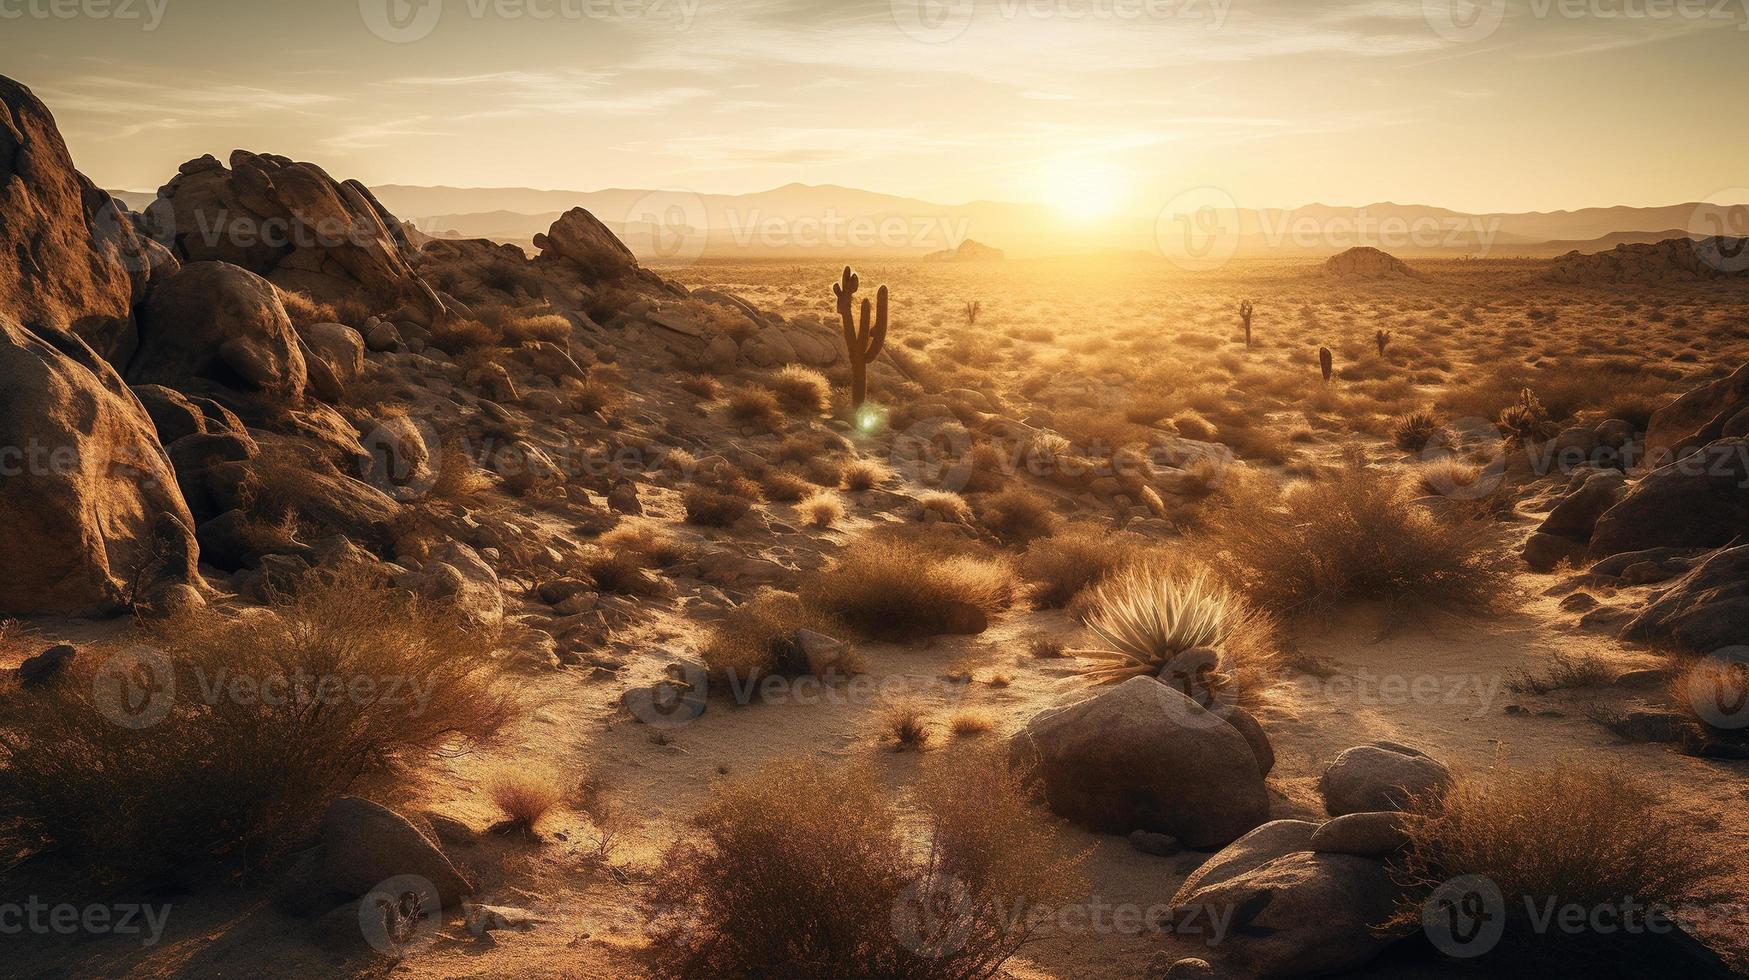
[1074,564,1242,686]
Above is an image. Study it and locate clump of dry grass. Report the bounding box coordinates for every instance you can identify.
[429,304,571,353]
[767,365,832,415]
[725,385,785,431]
[684,464,763,528]
[976,487,1058,544]
[1392,409,1446,452]
[800,531,1015,641]
[950,709,996,737]
[679,374,721,400]
[698,590,844,689]
[0,565,513,883]
[1020,524,1149,609]
[647,752,1084,979]
[760,468,814,503]
[1392,766,1726,970]
[884,700,934,750]
[918,491,973,524]
[798,491,844,529]
[1202,453,1513,616]
[842,458,890,492]
[485,766,565,832]
[1506,651,1616,695]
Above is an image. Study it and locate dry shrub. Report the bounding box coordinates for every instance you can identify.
[976,487,1058,544]
[485,766,565,832]
[768,365,832,415]
[598,522,690,567]
[842,458,891,491]
[1020,524,1149,609]
[883,701,934,750]
[680,374,721,400]
[725,385,785,431]
[1203,454,1512,616]
[950,709,996,736]
[647,751,1084,979]
[1392,410,1445,452]
[798,491,844,529]
[429,438,495,503]
[573,377,623,416]
[699,590,842,689]
[761,469,813,503]
[1392,766,1726,970]
[580,545,664,596]
[918,490,973,524]
[684,486,755,528]
[0,565,512,883]
[428,316,501,353]
[800,531,1015,641]
[278,289,371,331]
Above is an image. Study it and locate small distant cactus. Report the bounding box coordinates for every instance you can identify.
[1319,346,1334,383]
[834,266,888,412]
[1239,300,1255,348]
[1498,388,1554,443]
[1376,329,1391,356]
[964,300,980,326]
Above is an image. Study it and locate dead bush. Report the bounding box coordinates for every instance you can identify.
[800,530,1015,641]
[698,590,844,690]
[1020,524,1149,609]
[646,751,1084,979]
[0,565,513,883]
[976,487,1058,544]
[768,365,833,415]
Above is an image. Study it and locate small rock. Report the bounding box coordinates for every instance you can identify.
[17,644,76,688]
[1318,742,1451,815]
[1309,811,1409,857]
[1129,830,1183,857]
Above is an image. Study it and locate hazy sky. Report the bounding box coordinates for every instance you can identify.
[5,0,1747,214]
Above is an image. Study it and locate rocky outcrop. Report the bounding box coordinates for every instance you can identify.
[1645,361,1749,463]
[534,207,642,282]
[0,316,197,616]
[1621,543,1749,653]
[1588,437,1749,559]
[924,239,1005,263]
[1010,676,1270,848]
[1523,467,1627,571]
[1548,236,1749,284]
[147,151,445,325]
[1324,246,1413,277]
[129,261,308,404]
[0,74,174,363]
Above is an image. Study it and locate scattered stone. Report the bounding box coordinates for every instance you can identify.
[1308,811,1409,857]
[16,644,76,688]
[317,796,474,908]
[1129,830,1183,857]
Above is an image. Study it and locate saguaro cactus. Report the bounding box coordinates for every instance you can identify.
[1239,300,1255,348]
[1375,329,1391,356]
[1319,346,1334,383]
[834,266,888,412]
[964,300,980,326]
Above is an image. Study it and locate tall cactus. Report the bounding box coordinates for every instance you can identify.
[834,265,888,412]
[1319,346,1334,383]
[1239,299,1254,348]
[1375,329,1391,356]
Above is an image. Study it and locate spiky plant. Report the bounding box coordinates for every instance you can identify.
[964,300,981,326]
[1375,329,1391,356]
[1238,299,1254,348]
[1075,565,1242,686]
[833,266,889,412]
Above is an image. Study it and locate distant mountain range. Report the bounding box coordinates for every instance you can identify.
[107,182,1745,262]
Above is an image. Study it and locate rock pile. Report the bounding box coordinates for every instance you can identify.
[1547,235,1749,284]
[1323,246,1413,277]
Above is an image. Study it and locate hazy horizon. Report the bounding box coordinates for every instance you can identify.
[7,0,1748,221]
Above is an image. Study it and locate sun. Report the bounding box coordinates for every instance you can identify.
[1043,163,1126,221]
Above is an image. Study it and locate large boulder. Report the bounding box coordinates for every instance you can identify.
[0,317,198,616]
[534,207,642,282]
[316,797,473,908]
[0,74,172,363]
[1010,676,1270,848]
[1588,438,1749,559]
[148,151,445,325]
[1621,544,1749,653]
[1166,851,1405,979]
[1645,362,1749,464]
[129,261,308,403]
[1318,742,1450,816]
[1524,467,1627,571]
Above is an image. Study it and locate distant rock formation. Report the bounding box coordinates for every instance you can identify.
[0,76,175,363]
[1548,235,1749,283]
[1324,246,1413,277]
[925,240,1005,263]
